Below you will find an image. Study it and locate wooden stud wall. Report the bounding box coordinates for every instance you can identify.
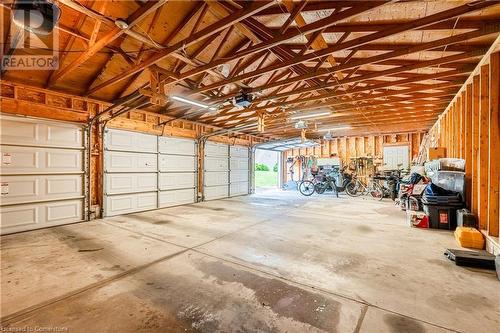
[426,51,500,249]
[283,132,424,182]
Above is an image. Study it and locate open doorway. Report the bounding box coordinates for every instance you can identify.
[254,149,279,191]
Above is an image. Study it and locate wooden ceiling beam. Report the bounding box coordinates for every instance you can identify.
[204,89,454,123]
[86,2,160,96]
[239,17,332,91]
[212,50,481,110]
[279,0,308,34]
[86,0,276,95]
[115,1,206,99]
[48,0,169,86]
[234,45,486,102]
[195,20,498,94]
[277,105,446,123]
[261,112,443,133]
[243,107,446,134]
[253,68,469,105]
[210,89,457,126]
[255,1,387,16]
[264,18,499,34]
[257,118,438,137]
[285,42,492,54]
[166,2,387,88]
[257,109,446,134]
[204,1,336,99]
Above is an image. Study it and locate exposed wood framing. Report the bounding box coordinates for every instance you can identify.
[424,44,500,249]
[1,1,499,140]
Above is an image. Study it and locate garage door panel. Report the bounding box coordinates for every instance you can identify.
[204,185,229,200]
[0,119,39,145]
[105,151,157,173]
[105,192,157,216]
[230,146,248,158]
[105,129,157,153]
[0,205,37,229]
[159,137,196,155]
[230,170,249,183]
[0,116,83,148]
[46,124,83,148]
[204,172,228,186]
[205,142,228,157]
[105,173,157,195]
[0,199,83,234]
[159,155,196,172]
[230,157,249,170]
[230,182,249,196]
[0,175,83,205]
[46,150,81,170]
[1,146,82,174]
[159,189,195,208]
[46,200,82,222]
[204,157,229,172]
[159,173,195,190]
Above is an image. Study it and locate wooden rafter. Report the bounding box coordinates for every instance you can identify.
[86,0,276,95]
[48,0,169,86]
[2,1,499,140]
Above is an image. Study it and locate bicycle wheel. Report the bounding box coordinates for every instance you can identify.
[314,182,326,194]
[345,180,363,197]
[369,182,384,200]
[298,180,315,196]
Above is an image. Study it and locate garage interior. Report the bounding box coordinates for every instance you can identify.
[1,1,500,332]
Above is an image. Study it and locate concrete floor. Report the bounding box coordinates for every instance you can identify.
[1,190,499,333]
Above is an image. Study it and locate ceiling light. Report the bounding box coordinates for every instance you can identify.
[115,19,129,30]
[290,112,331,120]
[171,96,216,110]
[317,126,352,132]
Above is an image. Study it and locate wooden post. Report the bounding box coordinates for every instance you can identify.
[465,84,473,209]
[478,65,489,230]
[471,75,480,216]
[487,52,499,237]
[452,101,458,157]
[461,90,467,159]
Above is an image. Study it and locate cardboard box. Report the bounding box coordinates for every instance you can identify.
[427,147,446,161]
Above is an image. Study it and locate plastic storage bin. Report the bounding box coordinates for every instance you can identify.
[425,158,465,173]
[454,227,484,249]
[422,194,462,205]
[423,203,463,230]
[426,171,465,200]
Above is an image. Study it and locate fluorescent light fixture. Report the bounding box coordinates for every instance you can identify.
[171,96,216,110]
[290,112,331,120]
[317,126,352,132]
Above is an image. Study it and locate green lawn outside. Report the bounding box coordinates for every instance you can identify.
[255,170,278,188]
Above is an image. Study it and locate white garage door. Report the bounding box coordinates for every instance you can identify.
[104,129,157,216]
[203,142,229,200]
[383,145,409,170]
[0,115,85,234]
[158,136,197,208]
[230,145,250,196]
[103,129,197,217]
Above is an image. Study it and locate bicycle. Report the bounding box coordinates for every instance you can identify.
[313,174,339,198]
[345,175,384,200]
